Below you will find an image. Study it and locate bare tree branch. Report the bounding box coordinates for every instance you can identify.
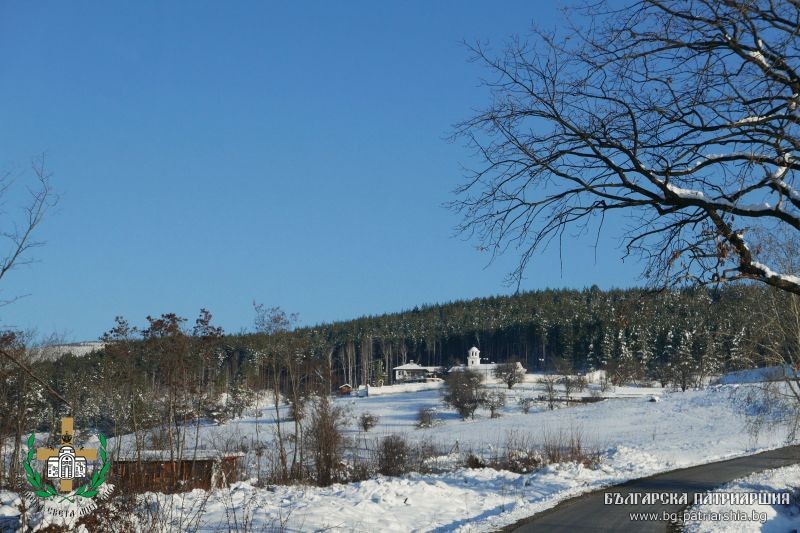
[451,0,800,294]
[0,155,63,408]
[0,154,58,294]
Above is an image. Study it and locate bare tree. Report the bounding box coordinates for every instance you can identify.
[483,389,506,418]
[0,157,60,390]
[561,375,577,401]
[443,369,486,420]
[0,158,61,487]
[252,303,317,482]
[101,317,150,462]
[494,361,526,389]
[452,0,800,293]
[749,229,800,438]
[141,312,191,488]
[540,375,559,410]
[0,331,35,487]
[252,303,295,482]
[0,156,57,299]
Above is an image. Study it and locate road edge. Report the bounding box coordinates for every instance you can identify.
[497,444,800,533]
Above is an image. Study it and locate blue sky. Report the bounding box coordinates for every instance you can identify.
[0,1,641,341]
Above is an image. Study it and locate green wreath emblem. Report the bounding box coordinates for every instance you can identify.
[23,433,110,500]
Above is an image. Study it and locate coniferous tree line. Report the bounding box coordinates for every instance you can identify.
[0,284,786,471]
[283,284,770,389]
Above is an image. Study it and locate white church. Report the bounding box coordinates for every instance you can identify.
[448,346,525,378]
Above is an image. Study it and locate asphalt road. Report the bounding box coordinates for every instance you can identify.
[503,444,800,533]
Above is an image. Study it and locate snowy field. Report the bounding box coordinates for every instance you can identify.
[682,465,800,532]
[107,376,792,472]
[106,378,796,531]
[2,374,798,532]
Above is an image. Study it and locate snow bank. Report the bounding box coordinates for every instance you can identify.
[121,447,674,533]
[0,492,20,532]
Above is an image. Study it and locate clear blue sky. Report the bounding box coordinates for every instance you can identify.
[0,1,641,341]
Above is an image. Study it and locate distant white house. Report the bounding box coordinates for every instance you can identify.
[448,346,525,379]
[393,361,444,383]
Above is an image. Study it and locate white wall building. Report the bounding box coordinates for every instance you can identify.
[393,361,444,383]
[449,346,526,379]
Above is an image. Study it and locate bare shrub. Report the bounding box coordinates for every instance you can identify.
[541,427,600,467]
[411,438,444,473]
[747,251,800,440]
[483,390,506,418]
[561,375,576,400]
[132,491,212,533]
[734,382,799,444]
[540,375,559,410]
[417,407,436,428]
[599,373,613,393]
[378,434,411,477]
[504,448,543,474]
[358,412,379,432]
[75,492,142,532]
[518,397,535,414]
[306,396,347,486]
[494,361,526,389]
[466,454,485,468]
[347,454,377,482]
[499,432,543,474]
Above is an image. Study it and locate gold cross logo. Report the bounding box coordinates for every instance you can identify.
[35,417,98,493]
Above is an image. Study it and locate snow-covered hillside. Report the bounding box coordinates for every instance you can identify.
[29,341,105,361]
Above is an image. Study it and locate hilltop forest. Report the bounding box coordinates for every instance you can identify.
[0,284,792,472]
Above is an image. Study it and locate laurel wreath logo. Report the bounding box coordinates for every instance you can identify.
[23,433,110,500]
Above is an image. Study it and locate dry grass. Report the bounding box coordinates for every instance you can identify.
[465,429,601,473]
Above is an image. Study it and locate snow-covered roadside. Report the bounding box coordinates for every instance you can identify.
[140,448,663,532]
[682,465,800,533]
[116,444,793,532]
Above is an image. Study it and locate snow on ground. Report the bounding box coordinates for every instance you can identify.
[682,464,800,533]
[0,491,20,522]
[29,341,106,361]
[108,381,783,471]
[145,456,658,532]
[716,365,796,385]
[97,381,796,532]
[3,380,798,532]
